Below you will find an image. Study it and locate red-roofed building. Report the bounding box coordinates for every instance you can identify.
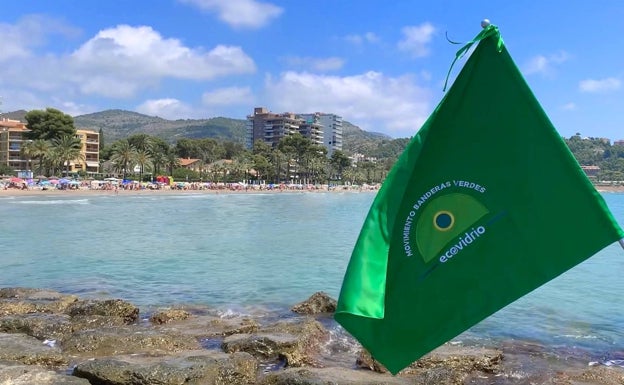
[179,158,202,172]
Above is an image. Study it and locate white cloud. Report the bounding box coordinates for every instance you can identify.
[345,32,380,45]
[136,98,194,119]
[397,23,435,58]
[579,77,621,93]
[70,25,256,88]
[523,51,569,76]
[0,15,79,62]
[264,71,432,137]
[179,0,282,29]
[202,86,254,106]
[282,56,345,72]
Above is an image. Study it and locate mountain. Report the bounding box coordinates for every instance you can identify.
[5,109,401,155]
[341,121,391,153]
[73,109,247,144]
[1,110,28,121]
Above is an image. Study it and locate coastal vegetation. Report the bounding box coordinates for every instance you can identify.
[3,109,624,184]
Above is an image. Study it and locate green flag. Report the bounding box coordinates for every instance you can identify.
[334,24,624,375]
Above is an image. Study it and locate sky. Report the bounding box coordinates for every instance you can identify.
[1,1,623,140]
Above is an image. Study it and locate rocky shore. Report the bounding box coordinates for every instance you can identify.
[1,287,623,385]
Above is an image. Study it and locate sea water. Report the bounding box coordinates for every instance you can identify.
[1,191,624,364]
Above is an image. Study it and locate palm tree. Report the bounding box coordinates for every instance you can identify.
[164,149,180,176]
[20,140,35,175]
[29,139,52,176]
[52,135,83,176]
[150,150,166,178]
[134,149,153,182]
[110,140,137,179]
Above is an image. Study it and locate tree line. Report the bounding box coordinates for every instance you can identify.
[6,108,623,184]
[5,108,391,185]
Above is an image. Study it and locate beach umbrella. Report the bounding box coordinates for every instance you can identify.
[49,179,59,185]
[39,180,51,186]
[58,178,70,184]
[9,177,24,184]
[36,175,48,180]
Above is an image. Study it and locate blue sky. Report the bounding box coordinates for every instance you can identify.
[1,1,623,140]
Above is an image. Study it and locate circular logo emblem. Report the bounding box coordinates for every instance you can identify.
[433,211,454,231]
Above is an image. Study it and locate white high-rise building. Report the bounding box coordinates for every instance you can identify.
[298,112,343,157]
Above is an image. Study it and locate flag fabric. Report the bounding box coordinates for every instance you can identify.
[334,24,624,375]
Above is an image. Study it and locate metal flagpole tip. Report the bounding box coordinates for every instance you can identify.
[481,19,491,28]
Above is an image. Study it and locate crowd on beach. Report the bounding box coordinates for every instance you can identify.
[0,176,381,195]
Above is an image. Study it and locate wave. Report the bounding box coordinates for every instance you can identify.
[13,198,90,205]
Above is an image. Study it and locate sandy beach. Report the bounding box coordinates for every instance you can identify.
[1,182,622,198]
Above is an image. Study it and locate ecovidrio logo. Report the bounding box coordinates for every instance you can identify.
[401,180,490,264]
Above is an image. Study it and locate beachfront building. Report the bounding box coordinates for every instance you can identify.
[0,119,100,176]
[246,107,339,155]
[68,129,100,175]
[246,107,322,149]
[298,112,343,157]
[179,158,202,173]
[0,118,30,176]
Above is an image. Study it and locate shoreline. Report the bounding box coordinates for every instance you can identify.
[1,183,622,198]
[0,185,378,198]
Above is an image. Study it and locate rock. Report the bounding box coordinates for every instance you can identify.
[222,318,329,368]
[0,313,138,345]
[0,361,90,385]
[356,345,503,383]
[222,333,298,359]
[61,325,201,356]
[355,349,389,373]
[291,292,337,315]
[0,313,74,341]
[65,299,139,324]
[149,308,191,324]
[0,332,68,367]
[206,317,260,336]
[260,367,412,385]
[73,351,258,385]
[0,288,78,315]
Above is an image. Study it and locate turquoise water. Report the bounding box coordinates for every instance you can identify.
[1,191,624,362]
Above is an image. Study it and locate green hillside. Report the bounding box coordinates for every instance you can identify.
[73,109,247,144]
[5,109,399,155]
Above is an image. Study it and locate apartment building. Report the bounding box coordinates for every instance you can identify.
[0,118,30,175]
[71,129,100,175]
[246,107,342,157]
[298,112,343,157]
[0,118,100,176]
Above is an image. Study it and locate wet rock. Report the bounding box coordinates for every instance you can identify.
[0,361,90,385]
[205,317,260,336]
[149,308,191,324]
[0,313,138,344]
[260,367,412,385]
[61,325,201,356]
[567,365,624,385]
[291,292,337,315]
[0,332,68,367]
[0,313,74,341]
[356,344,502,378]
[65,299,139,324]
[223,333,298,359]
[355,349,389,373]
[222,318,329,368]
[73,351,258,385]
[0,288,78,315]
